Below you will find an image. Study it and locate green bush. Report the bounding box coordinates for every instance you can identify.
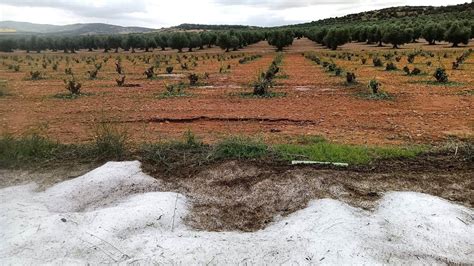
[368,78,381,94]
[433,67,448,83]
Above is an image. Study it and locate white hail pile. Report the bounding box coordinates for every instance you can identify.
[1,161,473,264]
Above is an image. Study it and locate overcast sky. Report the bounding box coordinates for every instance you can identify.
[0,0,468,28]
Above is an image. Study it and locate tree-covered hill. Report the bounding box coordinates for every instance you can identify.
[0,21,155,35]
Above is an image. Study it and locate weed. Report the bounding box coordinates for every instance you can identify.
[212,137,269,160]
[0,132,60,168]
[276,139,421,164]
[0,80,8,97]
[92,122,128,160]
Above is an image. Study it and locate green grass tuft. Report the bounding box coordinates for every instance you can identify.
[92,123,128,160]
[52,92,93,99]
[236,92,286,98]
[0,133,60,168]
[276,137,422,165]
[212,137,269,160]
[356,91,393,100]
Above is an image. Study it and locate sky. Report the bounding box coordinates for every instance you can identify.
[0,0,469,28]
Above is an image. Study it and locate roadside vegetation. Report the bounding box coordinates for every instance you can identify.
[3,126,469,171]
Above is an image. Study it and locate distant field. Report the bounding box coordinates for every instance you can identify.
[0,38,472,145]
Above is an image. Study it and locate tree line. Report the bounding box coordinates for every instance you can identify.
[0,19,472,53]
[0,30,265,53]
[304,20,473,50]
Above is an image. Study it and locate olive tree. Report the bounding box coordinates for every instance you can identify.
[267,30,294,51]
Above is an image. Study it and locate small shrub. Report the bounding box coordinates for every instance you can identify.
[166,66,173,74]
[87,69,98,80]
[188,73,199,86]
[116,75,126,86]
[373,57,383,67]
[361,58,367,64]
[29,70,43,80]
[64,76,81,95]
[368,78,381,94]
[346,72,356,83]
[403,66,410,75]
[452,61,459,70]
[411,68,421,75]
[115,61,123,74]
[385,62,397,71]
[253,75,271,96]
[433,68,448,83]
[159,82,189,98]
[144,66,155,79]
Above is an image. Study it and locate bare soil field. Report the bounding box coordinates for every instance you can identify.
[1,38,473,263]
[1,38,472,145]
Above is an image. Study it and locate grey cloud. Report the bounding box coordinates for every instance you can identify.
[213,0,359,10]
[1,0,148,20]
[243,13,304,26]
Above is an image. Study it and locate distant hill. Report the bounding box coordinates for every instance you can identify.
[159,3,474,31]
[0,21,155,35]
[173,23,260,31]
[292,2,473,27]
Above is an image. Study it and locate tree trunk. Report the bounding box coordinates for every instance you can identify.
[115,48,119,53]
[452,43,458,47]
